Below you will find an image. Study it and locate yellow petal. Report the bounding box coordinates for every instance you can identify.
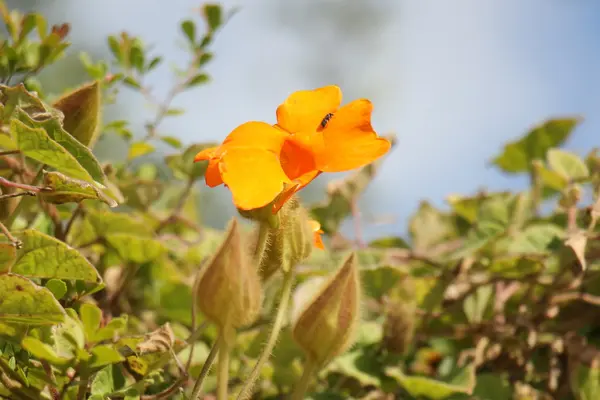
[220,148,291,210]
[276,86,342,133]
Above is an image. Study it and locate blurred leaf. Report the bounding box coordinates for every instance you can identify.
[0,243,16,273]
[326,349,381,387]
[565,230,588,271]
[40,170,117,207]
[93,315,128,343]
[187,73,209,87]
[89,345,125,368]
[128,142,155,160]
[487,256,544,279]
[493,117,581,174]
[181,20,196,43]
[21,336,71,366]
[361,265,405,299]
[12,229,102,282]
[105,234,167,263]
[80,303,102,343]
[369,236,410,249]
[0,273,66,325]
[386,364,476,399]
[507,223,564,255]
[570,357,600,400]
[45,279,67,300]
[202,4,223,32]
[409,201,456,251]
[159,136,182,149]
[547,149,589,181]
[472,374,512,400]
[165,142,217,181]
[463,284,493,324]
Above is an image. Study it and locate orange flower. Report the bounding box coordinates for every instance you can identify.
[309,220,325,250]
[194,85,391,212]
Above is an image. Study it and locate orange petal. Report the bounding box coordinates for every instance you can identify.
[316,99,391,172]
[194,146,219,162]
[309,220,325,249]
[276,86,342,133]
[219,147,291,210]
[222,121,288,152]
[205,158,223,187]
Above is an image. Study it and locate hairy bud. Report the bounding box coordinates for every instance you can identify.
[194,218,262,330]
[292,253,361,367]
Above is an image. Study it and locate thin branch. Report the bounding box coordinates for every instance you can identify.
[0,220,21,248]
[0,150,20,156]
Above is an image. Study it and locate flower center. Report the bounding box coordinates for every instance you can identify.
[280,136,317,181]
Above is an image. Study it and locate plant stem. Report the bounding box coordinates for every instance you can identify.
[236,268,295,400]
[5,166,44,228]
[76,372,89,400]
[253,221,270,265]
[291,359,317,400]
[217,333,230,400]
[190,339,220,400]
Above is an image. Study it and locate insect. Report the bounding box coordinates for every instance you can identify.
[320,113,334,129]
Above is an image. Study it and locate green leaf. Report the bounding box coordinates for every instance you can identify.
[187,73,209,87]
[10,118,96,183]
[159,136,182,149]
[463,284,493,324]
[181,19,195,43]
[0,273,66,325]
[45,279,67,300]
[52,80,101,147]
[386,364,476,399]
[547,149,589,181]
[165,142,218,181]
[202,4,223,32]
[89,345,125,368]
[21,336,71,366]
[492,116,581,174]
[16,108,106,183]
[507,223,564,255]
[93,315,128,343]
[80,303,102,342]
[361,265,406,299]
[325,349,381,387]
[571,359,600,400]
[90,364,125,397]
[39,170,117,207]
[105,234,167,263]
[12,229,102,282]
[472,374,512,400]
[409,201,456,251]
[128,142,155,160]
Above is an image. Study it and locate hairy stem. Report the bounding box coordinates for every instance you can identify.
[217,333,230,400]
[236,267,295,400]
[253,221,270,266]
[190,339,220,400]
[291,359,317,400]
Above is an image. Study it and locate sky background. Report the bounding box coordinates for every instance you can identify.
[10,0,600,241]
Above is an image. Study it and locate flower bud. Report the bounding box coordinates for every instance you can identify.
[52,81,101,148]
[194,218,262,330]
[292,253,361,367]
[382,303,415,355]
[257,196,318,280]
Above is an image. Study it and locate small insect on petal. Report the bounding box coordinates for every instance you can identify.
[320,113,334,129]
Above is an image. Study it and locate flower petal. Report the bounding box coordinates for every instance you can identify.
[219,148,291,210]
[316,99,391,172]
[205,158,223,187]
[276,86,342,133]
[309,220,325,249]
[222,121,288,152]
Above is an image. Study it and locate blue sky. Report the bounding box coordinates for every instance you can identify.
[21,0,600,240]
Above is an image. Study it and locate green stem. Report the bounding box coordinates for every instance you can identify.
[190,338,220,400]
[217,333,230,400]
[236,268,295,400]
[5,165,44,228]
[76,372,89,400]
[291,359,317,400]
[253,221,270,265]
